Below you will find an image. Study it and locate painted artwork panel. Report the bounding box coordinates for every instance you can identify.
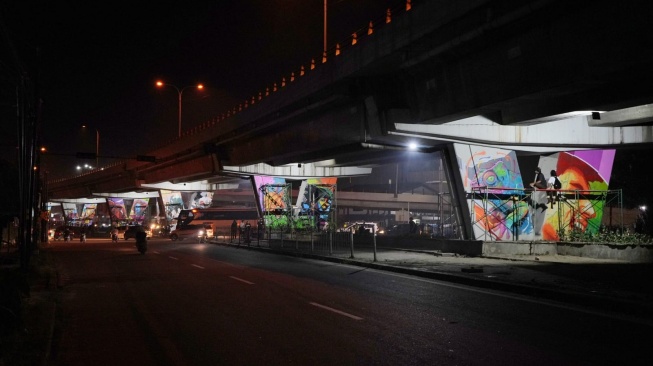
[161,190,183,221]
[188,192,213,208]
[294,178,337,231]
[454,144,524,193]
[454,144,533,241]
[80,204,96,221]
[129,198,150,223]
[62,203,78,220]
[107,198,127,222]
[254,176,287,212]
[541,150,614,241]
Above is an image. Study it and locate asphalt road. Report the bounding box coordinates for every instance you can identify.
[47,238,652,366]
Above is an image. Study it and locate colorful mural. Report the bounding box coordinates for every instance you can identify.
[296,178,337,231]
[161,190,183,221]
[62,203,78,220]
[107,198,127,222]
[80,204,96,221]
[189,192,213,208]
[254,176,288,212]
[456,145,524,192]
[540,151,614,240]
[454,144,533,241]
[129,198,150,223]
[453,144,615,241]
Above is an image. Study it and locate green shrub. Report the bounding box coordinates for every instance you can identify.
[557,227,653,245]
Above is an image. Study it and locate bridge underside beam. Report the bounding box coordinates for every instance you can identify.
[90,191,161,199]
[138,181,240,191]
[221,162,372,179]
[47,198,108,204]
[391,115,653,153]
[588,104,653,127]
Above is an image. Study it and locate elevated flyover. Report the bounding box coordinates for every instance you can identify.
[48,0,653,201]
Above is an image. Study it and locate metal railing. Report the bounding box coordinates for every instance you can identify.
[469,186,623,241]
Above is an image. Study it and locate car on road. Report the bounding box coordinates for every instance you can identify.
[339,222,383,235]
[169,224,213,241]
[122,225,152,240]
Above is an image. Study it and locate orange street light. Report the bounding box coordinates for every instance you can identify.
[155,81,204,137]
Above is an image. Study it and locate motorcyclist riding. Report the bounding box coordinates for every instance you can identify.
[111,227,119,243]
[135,230,147,254]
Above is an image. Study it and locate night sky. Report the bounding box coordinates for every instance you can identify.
[1,0,403,176]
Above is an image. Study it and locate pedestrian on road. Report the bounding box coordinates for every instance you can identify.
[230,220,237,242]
[409,217,417,234]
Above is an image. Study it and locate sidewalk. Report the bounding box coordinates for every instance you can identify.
[216,239,653,320]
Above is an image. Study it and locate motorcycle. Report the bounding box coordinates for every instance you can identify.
[135,232,147,254]
[111,230,119,243]
[79,233,86,243]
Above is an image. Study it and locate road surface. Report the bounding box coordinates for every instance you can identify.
[47,238,652,365]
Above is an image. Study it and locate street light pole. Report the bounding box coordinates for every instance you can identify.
[155,81,204,137]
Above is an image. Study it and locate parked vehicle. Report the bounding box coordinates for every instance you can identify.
[122,225,152,240]
[339,222,383,235]
[175,207,257,237]
[169,224,213,241]
[385,223,411,236]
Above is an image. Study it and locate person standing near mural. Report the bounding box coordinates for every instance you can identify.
[528,167,548,237]
[530,167,548,211]
[547,169,562,207]
[530,167,547,190]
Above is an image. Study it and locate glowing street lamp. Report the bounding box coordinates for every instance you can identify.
[155,80,204,137]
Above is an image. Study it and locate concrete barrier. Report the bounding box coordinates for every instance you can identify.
[557,242,653,262]
[376,237,483,256]
[482,241,557,256]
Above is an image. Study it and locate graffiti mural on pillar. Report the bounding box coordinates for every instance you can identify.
[454,144,533,241]
[107,198,127,222]
[254,176,287,212]
[453,144,615,241]
[540,150,614,241]
[129,198,150,223]
[161,191,183,222]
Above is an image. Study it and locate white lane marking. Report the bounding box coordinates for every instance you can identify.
[309,302,363,321]
[191,264,205,269]
[168,256,178,260]
[229,276,255,285]
[205,257,242,268]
